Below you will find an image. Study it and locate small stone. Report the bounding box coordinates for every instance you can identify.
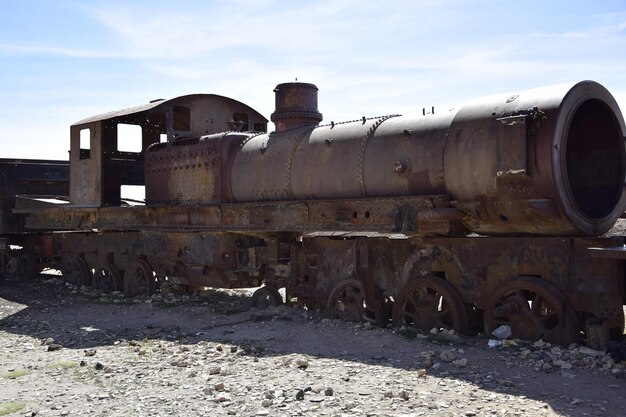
[397,390,409,401]
[42,337,55,346]
[491,325,512,339]
[488,339,502,348]
[383,391,393,398]
[230,346,238,353]
[502,340,517,348]
[94,362,105,371]
[324,387,334,396]
[84,349,96,357]
[47,343,63,352]
[295,358,309,369]
[214,382,225,391]
[170,360,188,368]
[422,356,433,368]
[440,349,455,363]
[295,389,305,401]
[417,368,427,378]
[213,394,230,403]
[578,346,604,356]
[520,349,532,359]
[216,344,223,352]
[209,367,221,375]
[261,399,272,407]
[452,358,468,368]
[498,379,514,387]
[553,359,572,370]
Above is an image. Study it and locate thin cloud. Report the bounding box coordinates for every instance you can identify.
[1,1,625,159]
[0,42,111,58]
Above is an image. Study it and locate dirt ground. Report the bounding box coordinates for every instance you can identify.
[0,275,625,417]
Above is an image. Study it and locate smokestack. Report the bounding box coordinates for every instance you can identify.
[271,82,323,132]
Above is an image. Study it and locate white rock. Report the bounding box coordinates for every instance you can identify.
[488,339,503,348]
[491,325,512,339]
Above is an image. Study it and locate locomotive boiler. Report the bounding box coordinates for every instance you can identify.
[144,81,626,237]
[1,80,625,348]
[232,82,625,236]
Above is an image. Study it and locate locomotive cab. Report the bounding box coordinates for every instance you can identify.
[69,94,268,208]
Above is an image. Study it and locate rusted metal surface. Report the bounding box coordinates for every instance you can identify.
[2,80,625,349]
[17,80,626,237]
[18,195,458,236]
[233,81,626,236]
[0,158,68,233]
[69,94,268,207]
[122,260,155,297]
[289,234,625,345]
[392,275,469,335]
[483,276,580,345]
[271,82,322,133]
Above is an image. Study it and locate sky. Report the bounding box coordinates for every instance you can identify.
[1,0,625,160]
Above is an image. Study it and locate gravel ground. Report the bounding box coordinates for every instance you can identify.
[0,275,625,417]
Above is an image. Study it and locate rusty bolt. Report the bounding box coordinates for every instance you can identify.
[393,159,410,176]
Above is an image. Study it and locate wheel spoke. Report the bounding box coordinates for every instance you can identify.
[123,261,154,297]
[392,276,468,334]
[327,278,383,323]
[63,257,90,287]
[484,277,578,345]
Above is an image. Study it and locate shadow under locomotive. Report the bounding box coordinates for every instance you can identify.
[1,276,624,417]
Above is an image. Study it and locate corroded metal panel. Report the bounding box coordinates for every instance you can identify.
[21,194,458,236]
[146,140,221,204]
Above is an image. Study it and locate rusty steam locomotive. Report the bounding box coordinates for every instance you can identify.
[1,80,625,348]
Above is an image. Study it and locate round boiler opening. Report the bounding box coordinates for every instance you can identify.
[565,99,624,219]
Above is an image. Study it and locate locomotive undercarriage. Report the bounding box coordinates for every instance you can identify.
[290,234,625,348]
[2,229,624,349]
